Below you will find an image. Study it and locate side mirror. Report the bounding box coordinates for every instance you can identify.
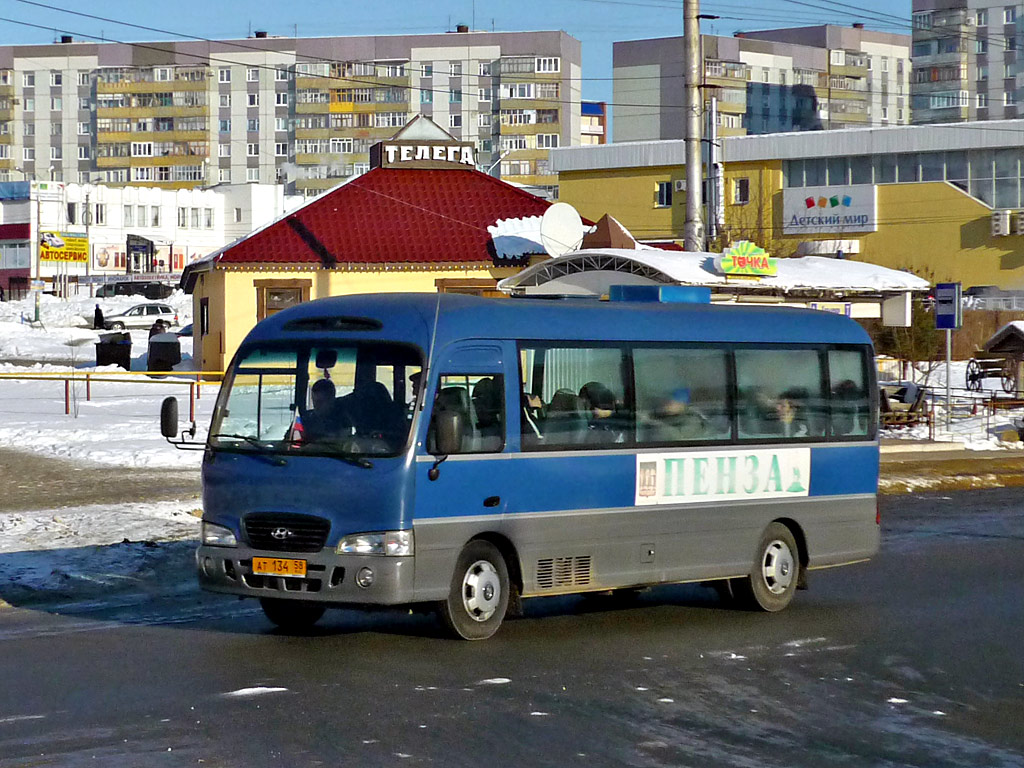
[160,396,179,438]
[434,409,464,456]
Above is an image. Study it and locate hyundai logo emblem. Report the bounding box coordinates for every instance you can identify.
[270,527,293,540]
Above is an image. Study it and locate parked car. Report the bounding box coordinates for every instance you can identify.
[102,303,178,330]
[176,323,193,337]
[95,281,173,300]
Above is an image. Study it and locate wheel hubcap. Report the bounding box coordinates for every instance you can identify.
[761,540,795,595]
[462,560,501,622]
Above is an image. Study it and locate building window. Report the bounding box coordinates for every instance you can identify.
[536,133,559,149]
[23,147,34,161]
[479,62,492,76]
[1005,90,1017,105]
[151,207,161,227]
[275,117,288,132]
[421,90,433,103]
[50,97,62,111]
[178,207,188,228]
[50,146,62,160]
[24,97,34,112]
[247,143,259,156]
[733,177,750,204]
[255,279,311,321]
[204,208,213,228]
[535,57,560,73]
[977,38,989,54]
[449,62,462,77]
[219,68,231,82]
[77,122,90,135]
[275,142,288,156]
[275,67,290,81]
[247,93,259,107]
[979,65,989,80]
[478,113,492,128]
[449,114,462,128]
[275,92,288,106]
[219,168,232,183]
[1005,7,1017,24]
[247,68,259,82]
[234,207,242,223]
[978,92,990,108]
[219,94,231,107]
[656,181,672,207]
[23,72,34,87]
[247,168,260,182]
[423,64,433,78]
[78,145,89,160]
[977,9,989,25]
[1010,37,1019,52]
[219,119,231,132]
[247,118,260,131]
[218,143,230,157]
[50,72,62,86]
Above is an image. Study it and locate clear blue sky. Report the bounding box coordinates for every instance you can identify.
[0,0,913,107]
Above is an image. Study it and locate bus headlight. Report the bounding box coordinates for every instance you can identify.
[201,521,237,547]
[337,530,413,556]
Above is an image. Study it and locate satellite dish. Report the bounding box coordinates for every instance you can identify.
[540,203,585,258]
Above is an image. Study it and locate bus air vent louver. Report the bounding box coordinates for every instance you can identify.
[536,555,592,590]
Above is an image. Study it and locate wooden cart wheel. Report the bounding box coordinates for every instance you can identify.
[1001,357,1019,395]
[966,358,983,392]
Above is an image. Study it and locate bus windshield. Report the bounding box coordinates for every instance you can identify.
[210,341,423,458]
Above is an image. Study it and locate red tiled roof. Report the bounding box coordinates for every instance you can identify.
[216,167,553,265]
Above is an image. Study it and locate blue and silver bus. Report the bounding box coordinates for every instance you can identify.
[164,291,879,639]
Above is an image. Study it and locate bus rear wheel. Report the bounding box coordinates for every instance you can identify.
[731,522,800,612]
[438,540,510,640]
[259,598,326,630]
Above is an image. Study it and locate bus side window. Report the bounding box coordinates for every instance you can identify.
[735,349,826,440]
[427,374,505,454]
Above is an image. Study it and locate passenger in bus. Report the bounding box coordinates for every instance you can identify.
[642,387,706,442]
[579,381,625,444]
[302,378,349,443]
[341,381,407,448]
[831,379,863,435]
[771,387,812,438]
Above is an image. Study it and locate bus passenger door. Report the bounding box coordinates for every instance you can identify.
[412,342,515,599]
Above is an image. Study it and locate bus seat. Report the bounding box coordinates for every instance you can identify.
[545,388,587,444]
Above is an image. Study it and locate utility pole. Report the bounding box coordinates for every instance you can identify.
[683,0,705,252]
[84,189,93,297]
[706,95,719,243]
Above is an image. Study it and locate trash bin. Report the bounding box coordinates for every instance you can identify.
[148,332,181,374]
[95,332,132,370]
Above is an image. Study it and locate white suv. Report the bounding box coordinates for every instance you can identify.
[102,303,178,330]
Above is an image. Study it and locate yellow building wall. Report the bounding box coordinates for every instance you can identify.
[560,158,1024,289]
[192,265,520,373]
[558,167,686,241]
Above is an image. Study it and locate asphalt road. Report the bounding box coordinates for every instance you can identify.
[0,489,1022,767]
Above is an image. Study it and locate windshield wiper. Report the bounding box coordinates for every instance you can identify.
[279,437,374,469]
[209,433,287,466]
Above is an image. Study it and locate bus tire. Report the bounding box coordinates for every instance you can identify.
[259,598,326,630]
[733,522,800,612]
[438,540,510,640]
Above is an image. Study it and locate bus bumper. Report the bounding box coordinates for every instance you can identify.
[195,545,417,605]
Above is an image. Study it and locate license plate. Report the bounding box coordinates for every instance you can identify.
[252,557,307,578]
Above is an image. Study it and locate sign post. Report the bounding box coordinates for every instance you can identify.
[934,282,963,431]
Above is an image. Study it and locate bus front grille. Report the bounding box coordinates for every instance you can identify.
[243,513,330,553]
[536,555,592,590]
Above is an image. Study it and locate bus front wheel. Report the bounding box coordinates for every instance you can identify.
[259,597,326,630]
[731,522,800,612]
[438,540,510,640]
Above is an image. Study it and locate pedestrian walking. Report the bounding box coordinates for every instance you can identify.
[93,303,104,330]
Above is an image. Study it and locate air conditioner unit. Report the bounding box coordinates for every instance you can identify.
[1013,210,1024,235]
[992,209,1012,236]
[673,179,687,193]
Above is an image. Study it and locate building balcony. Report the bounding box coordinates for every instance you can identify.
[95,156,130,168]
[0,108,12,121]
[97,129,209,143]
[97,105,208,119]
[295,128,331,140]
[125,154,210,166]
[0,133,13,144]
[97,79,208,94]
[830,64,868,78]
[295,102,331,114]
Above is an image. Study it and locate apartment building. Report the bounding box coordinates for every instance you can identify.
[910,0,1019,123]
[0,29,580,197]
[581,101,607,145]
[613,25,910,141]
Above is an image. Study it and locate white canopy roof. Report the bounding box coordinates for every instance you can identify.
[497,248,930,297]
